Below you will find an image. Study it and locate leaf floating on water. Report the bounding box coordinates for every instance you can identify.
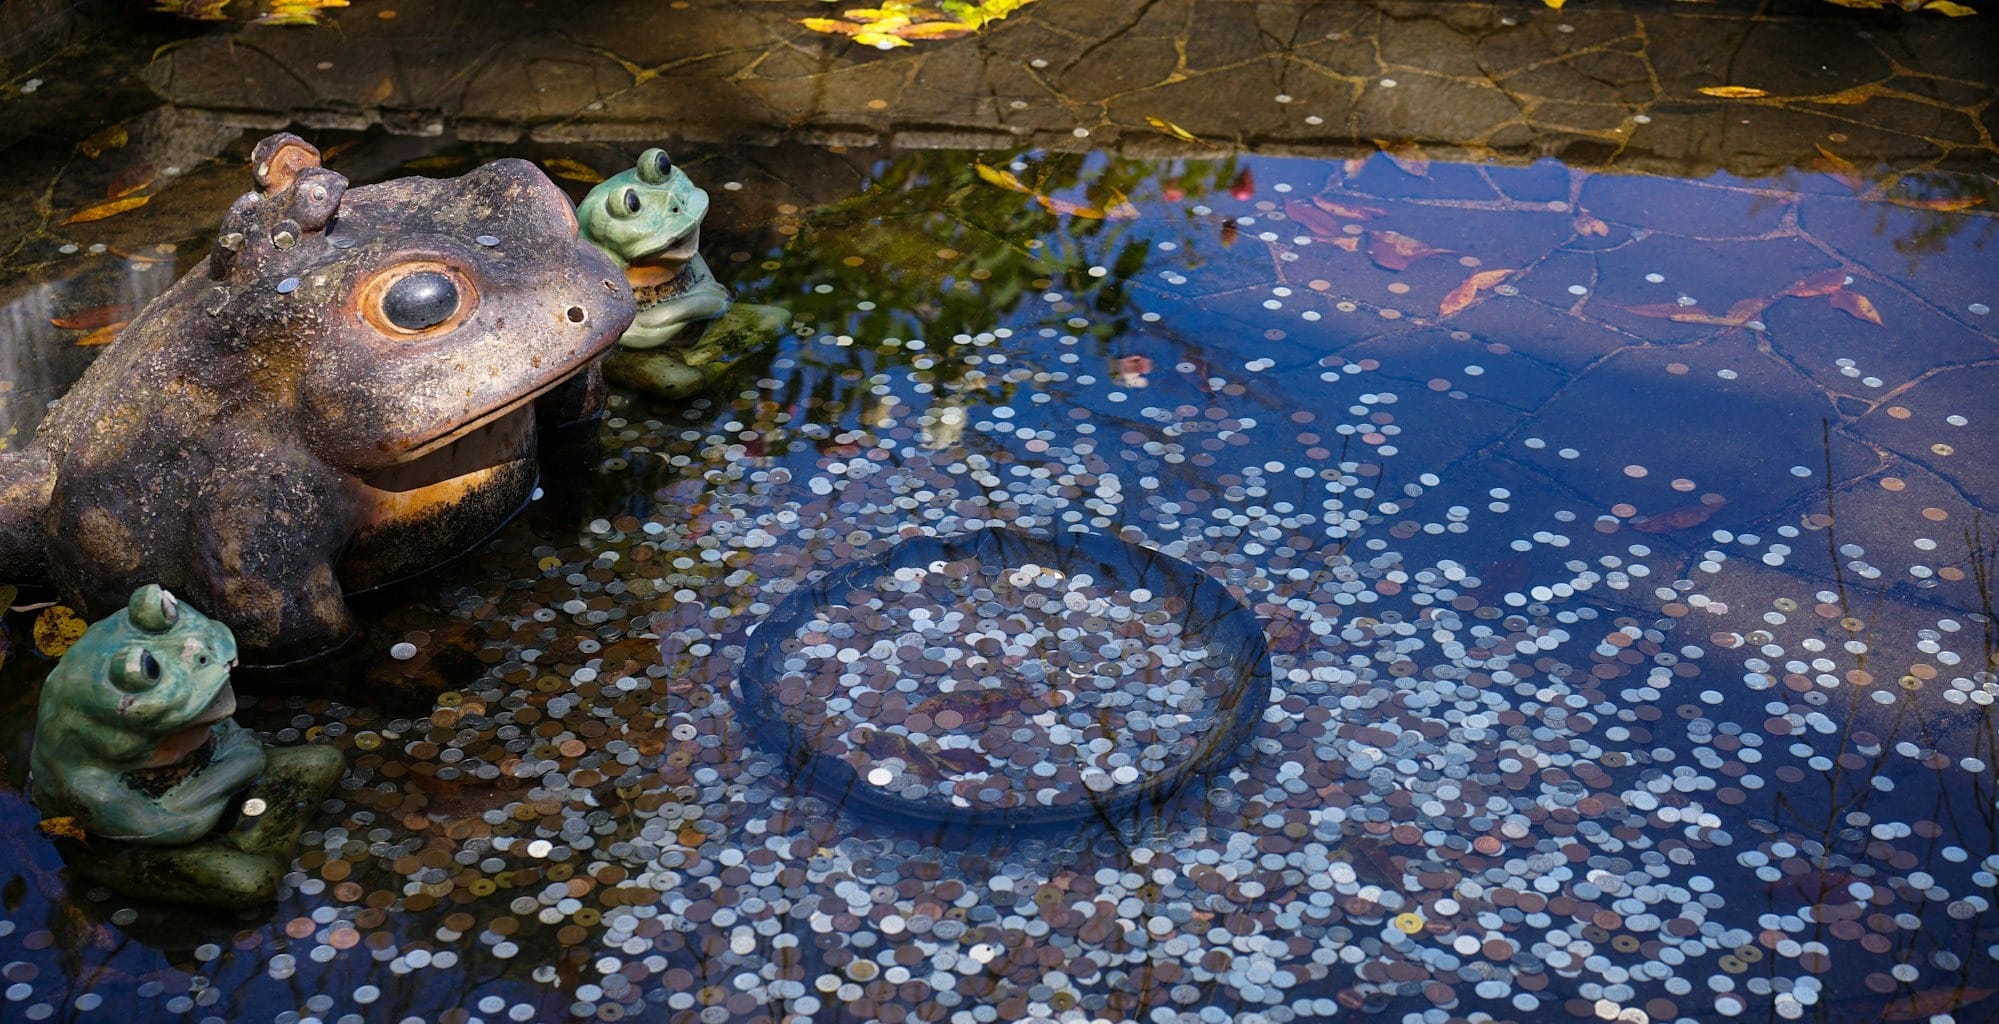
[62,195,149,225]
[74,323,129,347]
[1812,144,1869,192]
[50,304,133,331]
[1145,116,1201,143]
[1829,289,1884,326]
[1365,230,1448,271]
[1784,269,1850,297]
[1438,268,1515,316]
[1572,211,1610,237]
[106,161,156,199]
[1284,199,1345,239]
[78,124,128,159]
[402,154,470,172]
[1312,197,1385,221]
[541,157,603,184]
[1880,193,1983,212]
[1881,987,1997,1022]
[34,605,86,657]
[1631,498,1726,533]
[37,817,87,843]
[1697,85,1769,98]
[1924,0,1978,14]
[1372,139,1431,178]
[973,162,1033,194]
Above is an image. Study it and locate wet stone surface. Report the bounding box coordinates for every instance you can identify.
[0,130,1997,1024]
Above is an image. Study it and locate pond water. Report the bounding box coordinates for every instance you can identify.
[2,106,1998,1024]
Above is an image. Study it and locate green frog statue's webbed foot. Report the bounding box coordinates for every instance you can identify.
[604,302,789,401]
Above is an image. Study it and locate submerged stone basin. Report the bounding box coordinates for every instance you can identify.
[738,527,1273,828]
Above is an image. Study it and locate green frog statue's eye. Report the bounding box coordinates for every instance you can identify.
[613,187,644,217]
[636,148,673,185]
[113,647,164,692]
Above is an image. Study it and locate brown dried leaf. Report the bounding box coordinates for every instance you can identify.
[1284,199,1345,239]
[1697,85,1769,98]
[1812,145,1868,192]
[363,75,395,105]
[1882,988,1997,1022]
[1438,268,1515,317]
[1724,296,1771,324]
[1372,139,1430,178]
[540,157,603,184]
[1881,194,1983,212]
[62,195,149,225]
[1631,498,1725,533]
[1829,290,1884,326]
[1312,197,1386,221]
[1622,303,1706,320]
[74,323,128,347]
[106,161,156,199]
[1572,211,1610,237]
[1328,235,1360,252]
[50,304,133,331]
[1784,269,1850,297]
[1365,230,1447,271]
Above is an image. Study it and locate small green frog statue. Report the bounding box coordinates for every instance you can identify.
[28,585,343,908]
[577,147,786,400]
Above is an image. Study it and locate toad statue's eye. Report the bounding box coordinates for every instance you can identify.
[382,271,459,331]
[614,187,644,216]
[113,648,164,692]
[636,148,673,184]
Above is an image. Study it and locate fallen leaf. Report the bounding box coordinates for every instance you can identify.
[1698,85,1769,99]
[974,162,1033,194]
[1542,0,1564,7]
[1882,987,1997,1021]
[1098,188,1139,220]
[799,16,866,35]
[1631,498,1726,533]
[402,155,468,172]
[1622,303,1712,320]
[1327,235,1360,252]
[50,304,133,331]
[1311,197,1385,221]
[1037,195,1105,219]
[1808,85,1877,105]
[75,323,128,347]
[1439,268,1514,316]
[1784,269,1850,297]
[363,75,394,105]
[37,817,87,843]
[106,161,156,199]
[33,605,85,658]
[1723,296,1770,324]
[896,20,977,39]
[1924,0,1978,14]
[78,124,128,159]
[852,30,913,47]
[62,195,149,225]
[1572,211,1610,237]
[1284,199,1345,239]
[1813,145,1868,192]
[1880,193,1983,212]
[1145,116,1200,143]
[540,157,603,184]
[1829,290,1884,326]
[1373,139,1430,178]
[1229,168,1255,201]
[107,244,170,264]
[1365,230,1448,271]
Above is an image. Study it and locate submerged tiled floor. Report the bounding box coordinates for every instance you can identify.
[1,3,1998,1024]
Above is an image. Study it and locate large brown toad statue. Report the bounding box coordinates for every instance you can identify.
[0,133,637,663]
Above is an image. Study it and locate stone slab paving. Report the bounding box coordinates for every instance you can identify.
[2,0,1982,178]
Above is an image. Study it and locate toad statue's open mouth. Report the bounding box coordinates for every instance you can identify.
[143,683,238,770]
[624,231,703,311]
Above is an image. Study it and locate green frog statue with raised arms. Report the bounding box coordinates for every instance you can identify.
[28,585,343,908]
[577,147,786,399]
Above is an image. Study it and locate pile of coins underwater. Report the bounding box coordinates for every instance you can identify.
[3,155,1995,1024]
